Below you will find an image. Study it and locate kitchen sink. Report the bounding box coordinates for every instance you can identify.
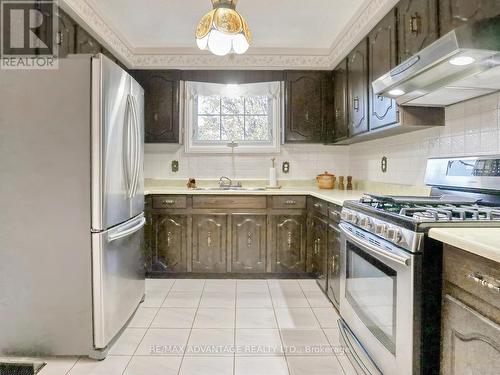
[194,187,266,191]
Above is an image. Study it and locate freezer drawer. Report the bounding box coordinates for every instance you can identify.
[92,213,146,349]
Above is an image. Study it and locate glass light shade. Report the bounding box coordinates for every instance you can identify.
[232,33,249,54]
[196,35,209,50]
[208,29,232,56]
[195,0,252,56]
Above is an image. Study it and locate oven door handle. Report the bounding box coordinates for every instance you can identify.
[339,223,411,267]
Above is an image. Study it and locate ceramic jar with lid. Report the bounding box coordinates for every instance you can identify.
[316,171,336,189]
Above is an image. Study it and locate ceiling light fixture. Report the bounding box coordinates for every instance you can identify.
[195,0,252,56]
[449,56,476,66]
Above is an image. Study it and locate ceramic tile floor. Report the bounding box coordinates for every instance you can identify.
[6,279,357,375]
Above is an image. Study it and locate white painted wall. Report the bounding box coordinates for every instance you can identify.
[145,93,500,185]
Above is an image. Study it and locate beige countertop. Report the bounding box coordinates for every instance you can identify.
[144,179,431,206]
[145,185,366,206]
[428,227,500,264]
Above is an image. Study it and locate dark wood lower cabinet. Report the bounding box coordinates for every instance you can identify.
[270,214,307,273]
[441,294,500,374]
[441,245,500,374]
[309,215,328,291]
[327,223,341,309]
[154,214,187,272]
[192,214,227,273]
[231,214,267,273]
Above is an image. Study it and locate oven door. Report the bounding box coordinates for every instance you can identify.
[339,222,417,375]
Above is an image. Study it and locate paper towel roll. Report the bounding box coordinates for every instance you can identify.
[269,167,277,187]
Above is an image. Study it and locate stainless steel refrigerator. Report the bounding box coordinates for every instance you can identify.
[0,54,145,358]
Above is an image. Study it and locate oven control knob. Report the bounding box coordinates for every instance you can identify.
[347,212,359,224]
[341,211,348,221]
[386,227,396,240]
[360,217,373,229]
[394,229,403,244]
[375,224,386,235]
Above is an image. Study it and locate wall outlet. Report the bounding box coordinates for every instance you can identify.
[282,161,290,174]
[171,160,179,172]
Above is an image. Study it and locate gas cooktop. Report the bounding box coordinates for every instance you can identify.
[358,195,500,223]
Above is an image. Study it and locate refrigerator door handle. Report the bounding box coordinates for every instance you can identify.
[108,215,146,243]
[129,96,141,198]
[123,95,133,198]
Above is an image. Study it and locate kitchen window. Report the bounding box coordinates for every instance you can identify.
[184,81,282,153]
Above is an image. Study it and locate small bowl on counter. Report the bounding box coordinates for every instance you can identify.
[316,171,336,189]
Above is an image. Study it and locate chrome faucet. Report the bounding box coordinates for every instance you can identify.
[219,176,242,189]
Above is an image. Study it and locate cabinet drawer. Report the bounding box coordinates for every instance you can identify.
[152,195,187,209]
[443,245,500,310]
[270,196,306,209]
[192,195,266,209]
[311,198,328,217]
[328,203,342,222]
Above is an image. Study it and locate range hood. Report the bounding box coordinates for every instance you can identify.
[373,16,500,107]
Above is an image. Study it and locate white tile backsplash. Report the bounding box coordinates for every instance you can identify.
[145,93,500,186]
[144,144,350,181]
[349,93,500,186]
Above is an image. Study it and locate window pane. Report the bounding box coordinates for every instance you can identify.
[198,96,220,115]
[221,97,244,115]
[197,116,221,140]
[221,116,244,141]
[245,96,268,115]
[245,116,270,141]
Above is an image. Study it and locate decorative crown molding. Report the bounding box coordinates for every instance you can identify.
[60,0,399,70]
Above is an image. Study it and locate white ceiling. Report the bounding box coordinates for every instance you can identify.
[87,0,366,54]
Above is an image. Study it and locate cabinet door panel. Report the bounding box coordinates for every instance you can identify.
[398,0,438,63]
[347,39,369,136]
[333,59,349,142]
[154,214,187,272]
[285,71,331,142]
[439,0,500,35]
[75,26,101,54]
[327,224,341,309]
[132,71,180,144]
[310,216,328,291]
[192,214,227,273]
[441,294,500,375]
[271,214,306,273]
[232,214,266,273]
[369,10,398,130]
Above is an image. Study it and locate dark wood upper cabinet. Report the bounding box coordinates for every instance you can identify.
[55,9,76,58]
[369,9,398,130]
[347,38,369,137]
[131,71,181,144]
[439,0,500,35]
[397,0,438,63]
[285,71,332,143]
[332,59,349,142]
[75,26,101,54]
